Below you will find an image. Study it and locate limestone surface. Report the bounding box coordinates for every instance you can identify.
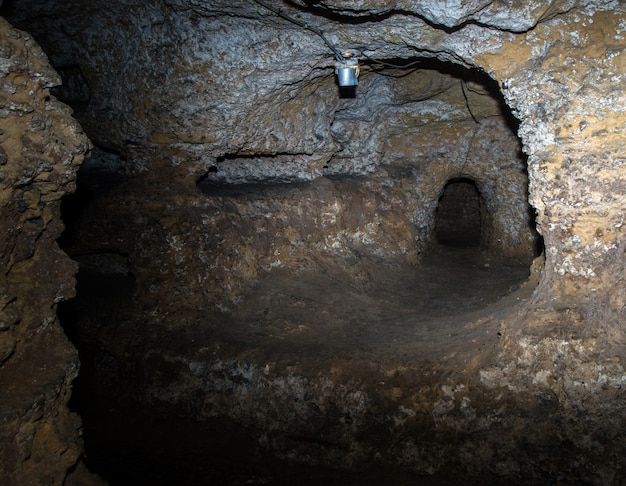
[0,17,94,486]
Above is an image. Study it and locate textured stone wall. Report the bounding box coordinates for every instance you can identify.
[0,18,93,485]
[477,9,626,308]
[62,67,535,313]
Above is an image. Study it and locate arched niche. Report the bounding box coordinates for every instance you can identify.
[435,177,485,248]
[375,62,543,265]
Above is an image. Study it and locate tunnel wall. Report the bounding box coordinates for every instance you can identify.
[0,19,93,485]
[385,115,537,260]
[56,56,537,310]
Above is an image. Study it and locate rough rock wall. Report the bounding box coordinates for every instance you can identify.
[63,68,535,314]
[0,18,93,485]
[477,9,626,308]
[58,82,537,320]
[6,1,622,306]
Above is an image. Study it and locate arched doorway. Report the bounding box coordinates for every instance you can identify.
[435,177,484,248]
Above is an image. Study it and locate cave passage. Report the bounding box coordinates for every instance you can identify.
[55,62,543,485]
[6,0,626,483]
[58,175,537,485]
[59,173,537,486]
[435,177,482,248]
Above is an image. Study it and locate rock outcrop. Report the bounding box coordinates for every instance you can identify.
[0,17,93,485]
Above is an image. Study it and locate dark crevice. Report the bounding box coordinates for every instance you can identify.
[197,178,312,197]
[50,65,91,114]
[287,0,548,35]
[287,0,470,34]
[216,152,296,163]
[286,0,397,24]
[57,150,126,252]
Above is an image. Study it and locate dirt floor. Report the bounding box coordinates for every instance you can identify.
[63,241,537,485]
[219,244,534,367]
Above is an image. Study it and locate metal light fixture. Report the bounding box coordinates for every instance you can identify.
[335,50,360,87]
[253,1,424,96]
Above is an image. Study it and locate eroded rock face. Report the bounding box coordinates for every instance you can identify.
[2,0,626,483]
[290,0,587,31]
[0,18,93,485]
[6,0,623,302]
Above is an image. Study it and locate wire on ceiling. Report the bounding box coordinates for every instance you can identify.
[252,0,423,70]
[253,0,344,61]
[360,52,422,69]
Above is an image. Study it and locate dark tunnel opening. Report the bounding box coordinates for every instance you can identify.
[435,177,483,248]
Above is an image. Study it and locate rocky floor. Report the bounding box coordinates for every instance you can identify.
[222,245,533,364]
[61,242,536,485]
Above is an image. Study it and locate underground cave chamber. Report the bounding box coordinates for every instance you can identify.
[53,59,543,484]
[4,1,626,484]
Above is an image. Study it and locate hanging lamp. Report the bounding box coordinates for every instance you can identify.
[335,50,360,87]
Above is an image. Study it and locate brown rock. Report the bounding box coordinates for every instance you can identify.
[0,17,95,486]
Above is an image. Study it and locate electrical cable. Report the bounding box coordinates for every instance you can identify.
[460,80,479,124]
[360,52,423,69]
[253,0,344,61]
[253,0,426,71]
